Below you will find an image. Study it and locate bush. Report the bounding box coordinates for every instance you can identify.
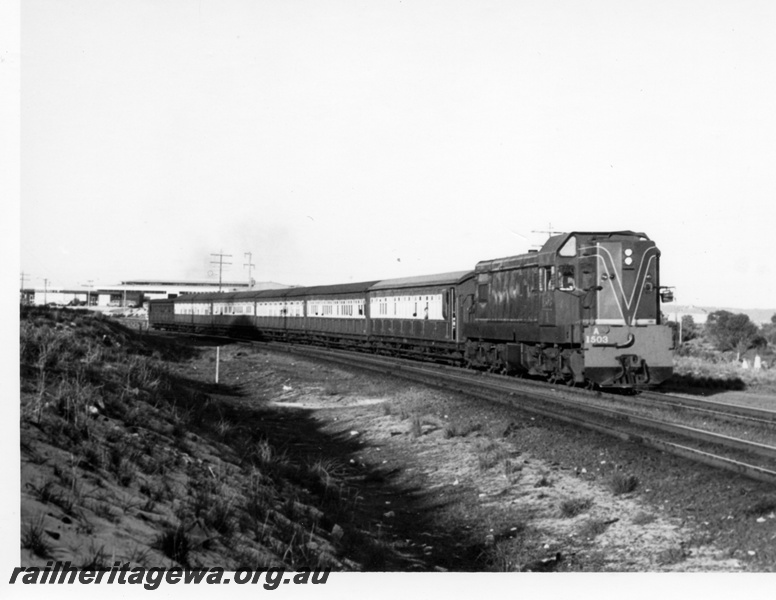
[609,472,639,495]
[559,497,592,518]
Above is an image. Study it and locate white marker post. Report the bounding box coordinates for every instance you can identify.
[215,346,220,384]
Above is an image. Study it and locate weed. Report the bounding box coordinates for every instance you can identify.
[322,382,344,396]
[80,440,105,471]
[125,545,153,567]
[81,541,110,569]
[486,540,517,572]
[609,471,639,495]
[743,497,776,517]
[27,479,60,505]
[475,439,510,471]
[631,511,657,526]
[21,516,52,558]
[656,545,688,565]
[27,479,78,516]
[248,440,291,474]
[559,497,593,518]
[93,502,121,523]
[215,417,234,439]
[308,457,343,490]
[140,481,167,503]
[116,493,142,514]
[108,444,136,487]
[205,496,237,538]
[443,421,482,438]
[409,415,423,438]
[534,473,552,488]
[114,457,136,487]
[154,524,190,566]
[578,518,612,539]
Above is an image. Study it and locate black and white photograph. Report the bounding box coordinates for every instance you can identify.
[4,0,776,595]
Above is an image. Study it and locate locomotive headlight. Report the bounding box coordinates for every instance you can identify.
[625,249,633,256]
[624,257,633,266]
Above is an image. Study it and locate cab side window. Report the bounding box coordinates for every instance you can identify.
[559,265,575,291]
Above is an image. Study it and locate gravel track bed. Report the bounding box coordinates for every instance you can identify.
[221,344,776,571]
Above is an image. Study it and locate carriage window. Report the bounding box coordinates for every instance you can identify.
[478,284,489,303]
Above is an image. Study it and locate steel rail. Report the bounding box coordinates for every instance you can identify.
[636,391,776,425]
[270,342,776,485]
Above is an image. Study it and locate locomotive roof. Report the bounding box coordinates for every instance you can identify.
[284,281,381,297]
[369,270,473,291]
[540,230,650,254]
[475,230,651,272]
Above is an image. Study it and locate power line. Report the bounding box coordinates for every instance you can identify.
[531,222,564,237]
[210,251,232,292]
[531,223,564,248]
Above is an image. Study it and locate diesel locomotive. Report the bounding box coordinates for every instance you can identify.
[148,231,674,389]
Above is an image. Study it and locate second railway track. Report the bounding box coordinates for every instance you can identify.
[255,340,776,486]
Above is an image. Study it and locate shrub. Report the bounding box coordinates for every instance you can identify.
[22,517,52,558]
[559,497,593,518]
[609,472,639,495]
[578,518,612,539]
[443,421,482,438]
[474,439,510,471]
[154,524,190,566]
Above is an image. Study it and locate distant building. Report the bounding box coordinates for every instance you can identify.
[23,288,93,307]
[22,279,292,308]
[663,305,710,325]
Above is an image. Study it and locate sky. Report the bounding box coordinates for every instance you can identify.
[14,0,776,307]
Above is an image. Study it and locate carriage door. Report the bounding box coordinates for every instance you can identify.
[445,287,457,341]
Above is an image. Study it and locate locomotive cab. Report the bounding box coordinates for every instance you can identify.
[556,232,673,387]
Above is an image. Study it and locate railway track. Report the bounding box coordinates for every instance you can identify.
[636,390,776,426]
[256,341,776,486]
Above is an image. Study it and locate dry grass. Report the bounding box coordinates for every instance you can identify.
[671,356,776,392]
[578,518,613,539]
[22,516,52,559]
[559,497,593,518]
[19,306,418,571]
[475,439,511,471]
[631,511,657,526]
[609,471,639,495]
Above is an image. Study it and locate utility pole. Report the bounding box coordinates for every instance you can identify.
[210,250,232,292]
[531,223,564,249]
[43,278,48,305]
[81,279,94,306]
[532,223,563,238]
[244,252,256,287]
